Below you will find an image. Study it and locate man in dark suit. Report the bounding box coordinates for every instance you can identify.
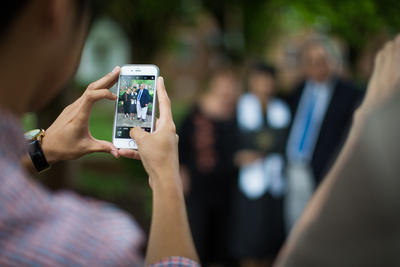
[284,36,363,233]
[136,83,150,122]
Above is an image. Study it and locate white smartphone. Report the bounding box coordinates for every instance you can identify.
[112,64,159,149]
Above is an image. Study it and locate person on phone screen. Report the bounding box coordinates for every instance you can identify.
[129,85,137,120]
[0,1,198,266]
[122,87,132,118]
[137,83,150,122]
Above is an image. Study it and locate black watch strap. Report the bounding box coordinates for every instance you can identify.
[28,140,51,173]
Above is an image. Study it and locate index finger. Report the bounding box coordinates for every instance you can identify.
[88,66,120,91]
[157,76,173,121]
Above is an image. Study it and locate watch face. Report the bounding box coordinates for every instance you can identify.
[24,129,41,140]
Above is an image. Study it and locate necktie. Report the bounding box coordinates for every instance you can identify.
[297,89,318,156]
[138,90,143,100]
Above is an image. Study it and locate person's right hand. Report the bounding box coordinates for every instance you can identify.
[121,78,199,265]
[41,67,120,165]
[359,34,400,117]
[119,77,180,187]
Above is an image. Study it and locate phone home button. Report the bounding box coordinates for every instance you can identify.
[129,140,136,148]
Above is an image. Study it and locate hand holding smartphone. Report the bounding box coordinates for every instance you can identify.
[112,65,159,149]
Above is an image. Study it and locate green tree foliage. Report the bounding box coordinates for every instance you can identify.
[284,0,400,60]
[88,0,400,72]
[99,0,182,62]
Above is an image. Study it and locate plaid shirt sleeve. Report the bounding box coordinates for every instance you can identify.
[151,256,201,267]
[0,162,146,266]
[0,164,201,267]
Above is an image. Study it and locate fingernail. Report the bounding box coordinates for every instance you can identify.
[112,66,119,73]
[111,150,119,158]
[159,76,164,85]
[112,93,118,99]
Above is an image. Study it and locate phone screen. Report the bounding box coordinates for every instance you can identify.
[115,75,156,139]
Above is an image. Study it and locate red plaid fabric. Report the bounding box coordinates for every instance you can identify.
[152,256,200,266]
[0,108,199,267]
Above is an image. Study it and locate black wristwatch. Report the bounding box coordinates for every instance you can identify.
[25,129,51,173]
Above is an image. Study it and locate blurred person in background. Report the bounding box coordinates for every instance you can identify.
[0,1,198,266]
[284,35,364,233]
[178,68,241,266]
[229,62,291,267]
[275,33,400,267]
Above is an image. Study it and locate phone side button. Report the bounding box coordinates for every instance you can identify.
[129,140,136,147]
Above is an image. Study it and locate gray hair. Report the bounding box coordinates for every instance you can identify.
[300,34,343,75]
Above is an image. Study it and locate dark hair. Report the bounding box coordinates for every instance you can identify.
[0,2,31,40]
[202,65,241,95]
[0,1,98,42]
[250,61,276,78]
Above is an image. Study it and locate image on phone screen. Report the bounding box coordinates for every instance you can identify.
[115,75,156,139]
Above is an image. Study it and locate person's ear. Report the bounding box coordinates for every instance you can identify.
[38,0,75,38]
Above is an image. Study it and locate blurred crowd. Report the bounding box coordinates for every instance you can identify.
[177,34,364,266]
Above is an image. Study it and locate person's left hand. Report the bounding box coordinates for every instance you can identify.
[41,66,121,165]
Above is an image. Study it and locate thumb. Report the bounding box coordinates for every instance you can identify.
[130,126,149,143]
